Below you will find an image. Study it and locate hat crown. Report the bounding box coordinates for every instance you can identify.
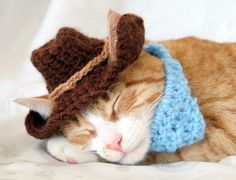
[25,13,145,139]
[31,27,105,92]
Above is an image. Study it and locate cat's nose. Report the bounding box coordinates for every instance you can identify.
[107,135,122,152]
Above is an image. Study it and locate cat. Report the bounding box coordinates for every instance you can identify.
[16,11,236,165]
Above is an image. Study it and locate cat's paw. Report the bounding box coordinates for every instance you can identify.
[47,136,98,164]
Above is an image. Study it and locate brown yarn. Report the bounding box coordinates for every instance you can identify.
[25,13,145,139]
[49,41,110,101]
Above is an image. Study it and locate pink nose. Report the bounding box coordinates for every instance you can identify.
[107,135,122,152]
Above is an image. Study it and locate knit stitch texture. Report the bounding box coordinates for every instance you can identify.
[144,43,206,152]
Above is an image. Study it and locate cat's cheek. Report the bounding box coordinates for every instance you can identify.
[120,138,150,165]
[99,148,124,162]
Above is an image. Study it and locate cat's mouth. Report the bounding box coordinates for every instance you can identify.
[101,139,148,165]
[120,140,146,164]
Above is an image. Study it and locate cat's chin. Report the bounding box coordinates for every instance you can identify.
[120,138,149,165]
[100,138,150,165]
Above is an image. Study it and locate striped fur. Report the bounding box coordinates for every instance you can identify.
[62,37,236,164]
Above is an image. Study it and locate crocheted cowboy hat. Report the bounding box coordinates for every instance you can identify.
[16,11,144,139]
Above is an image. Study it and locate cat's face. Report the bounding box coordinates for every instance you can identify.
[16,52,164,164]
[61,52,164,164]
[16,11,164,164]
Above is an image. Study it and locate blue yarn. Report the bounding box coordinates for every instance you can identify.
[144,43,205,153]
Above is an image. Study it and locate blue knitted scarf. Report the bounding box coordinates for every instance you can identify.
[144,43,205,153]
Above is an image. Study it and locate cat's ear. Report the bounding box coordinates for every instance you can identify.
[14,95,53,118]
[108,10,121,61]
[108,10,145,62]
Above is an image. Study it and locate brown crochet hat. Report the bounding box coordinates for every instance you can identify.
[16,11,145,139]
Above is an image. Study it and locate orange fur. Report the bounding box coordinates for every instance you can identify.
[63,37,236,164]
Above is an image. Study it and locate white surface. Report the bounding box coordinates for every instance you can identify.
[0,0,236,179]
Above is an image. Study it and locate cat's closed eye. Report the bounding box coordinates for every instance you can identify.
[111,94,121,121]
[62,117,96,148]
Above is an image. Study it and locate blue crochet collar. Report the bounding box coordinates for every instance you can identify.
[144,43,205,153]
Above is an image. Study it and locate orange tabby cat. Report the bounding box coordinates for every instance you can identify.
[17,12,236,165]
[62,36,236,164]
[42,36,234,165]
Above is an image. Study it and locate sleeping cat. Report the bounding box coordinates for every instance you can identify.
[16,11,236,165]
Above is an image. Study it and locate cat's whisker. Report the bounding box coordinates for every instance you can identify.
[137,96,163,129]
[123,117,144,150]
[141,87,183,129]
[137,93,163,118]
[144,98,161,115]
[128,103,155,143]
[137,96,160,116]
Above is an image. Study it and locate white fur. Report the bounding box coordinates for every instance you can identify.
[47,136,98,163]
[46,110,152,164]
[46,96,156,164]
[120,136,150,164]
[85,111,151,164]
